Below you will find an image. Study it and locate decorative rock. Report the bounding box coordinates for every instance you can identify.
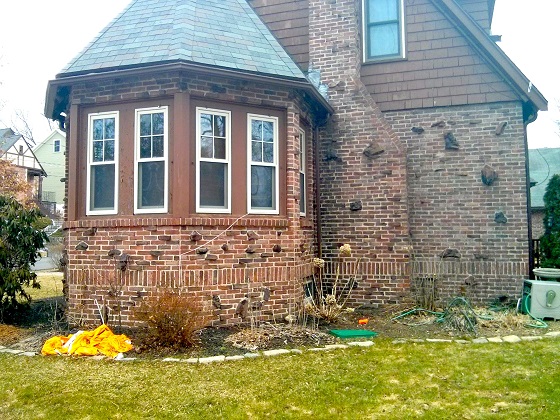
[108,249,121,257]
[0,345,5,350]
[502,335,521,343]
[349,200,362,211]
[472,338,489,344]
[308,347,329,352]
[495,121,508,135]
[325,344,349,350]
[440,248,461,259]
[444,132,459,150]
[244,353,260,358]
[199,355,226,364]
[83,227,97,236]
[363,143,385,158]
[426,339,452,343]
[544,331,560,338]
[245,246,256,254]
[19,351,37,357]
[221,243,229,251]
[481,165,498,185]
[91,355,107,360]
[162,357,182,362]
[263,287,270,302]
[494,212,508,224]
[75,241,88,250]
[272,244,282,253]
[212,295,222,309]
[487,337,503,343]
[235,298,248,319]
[0,348,21,354]
[521,336,542,341]
[411,126,425,134]
[247,231,260,241]
[290,349,303,354]
[347,341,374,347]
[262,349,291,357]
[116,357,137,361]
[455,340,470,344]
[184,358,199,363]
[410,339,425,343]
[392,339,407,344]
[324,148,341,162]
[196,247,208,255]
[225,355,244,361]
[190,231,203,242]
[431,120,446,127]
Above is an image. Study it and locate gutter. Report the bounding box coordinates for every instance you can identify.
[45,61,334,121]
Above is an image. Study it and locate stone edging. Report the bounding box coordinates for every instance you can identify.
[2,332,559,362]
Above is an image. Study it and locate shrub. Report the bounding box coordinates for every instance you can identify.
[541,174,560,268]
[134,291,210,349]
[0,195,48,321]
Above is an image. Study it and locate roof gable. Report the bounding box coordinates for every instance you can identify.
[60,0,305,81]
[33,129,66,153]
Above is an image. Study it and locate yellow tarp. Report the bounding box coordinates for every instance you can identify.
[41,324,133,358]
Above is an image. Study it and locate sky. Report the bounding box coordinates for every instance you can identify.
[0,0,558,149]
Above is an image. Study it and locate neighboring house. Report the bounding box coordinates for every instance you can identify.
[0,128,46,201]
[44,0,547,327]
[33,129,66,215]
[528,148,560,239]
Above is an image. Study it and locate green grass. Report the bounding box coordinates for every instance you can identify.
[26,272,63,300]
[1,339,559,419]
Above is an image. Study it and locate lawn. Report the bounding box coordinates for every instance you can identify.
[26,271,64,300]
[1,339,559,419]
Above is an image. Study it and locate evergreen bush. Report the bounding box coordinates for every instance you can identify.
[541,174,560,268]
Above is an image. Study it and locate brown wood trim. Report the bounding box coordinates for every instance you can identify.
[67,104,79,221]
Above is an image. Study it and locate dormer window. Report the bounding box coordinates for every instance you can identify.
[363,0,405,62]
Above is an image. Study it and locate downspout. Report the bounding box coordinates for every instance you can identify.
[523,102,538,279]
[314,114,331,258]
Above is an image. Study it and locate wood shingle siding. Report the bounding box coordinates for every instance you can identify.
[248,0,310,70]
[361,0,514,112]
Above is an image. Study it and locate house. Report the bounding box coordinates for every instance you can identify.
[33,129,66,216]
[0,128,46,202]
[44,0,547,327]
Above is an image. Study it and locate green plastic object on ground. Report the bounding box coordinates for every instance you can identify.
[329,329,378,339]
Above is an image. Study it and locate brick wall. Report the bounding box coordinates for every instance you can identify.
[62,71,321,327]
[308,0,412,307]
[385,101,531,301]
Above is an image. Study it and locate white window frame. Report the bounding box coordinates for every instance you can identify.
[53,139,61,153]
[299,128,306,217]
[134,106,169,214]
[362,0,406,63]
[86,111,119,216]
[195,107,232,214]
[247,114,279,215]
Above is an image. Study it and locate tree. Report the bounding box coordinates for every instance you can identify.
[0,195,47,321]
[540,174,560,268]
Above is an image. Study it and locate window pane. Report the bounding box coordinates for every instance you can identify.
[200,161,227,208]
[93,141,104,162]
[214,115,225,137]
[369,23,399,57]
[138,161,165,208]
[252,141,262,162]
[214,137,226,160]
[152,112,164,135]
[140,114,152,136]
[368,0,398,23]
[140,137,151,159]
[251,120,262,141]
[104,140,115,161]
[91,164,115,210]
[251,166,274,209]
[200,114,212,136]
[200,137,213,158]
[93,119,104,140]
[262,121,274,142]
[152,136,164,158]
[263,143,274,163]
[104,118,115,139]
[300,172,306,214]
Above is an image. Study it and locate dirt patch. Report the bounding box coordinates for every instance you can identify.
[3,300,560,357]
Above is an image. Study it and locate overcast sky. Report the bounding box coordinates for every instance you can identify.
[0,0,558,148]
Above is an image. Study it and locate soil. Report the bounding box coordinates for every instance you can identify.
[2,297,560,358]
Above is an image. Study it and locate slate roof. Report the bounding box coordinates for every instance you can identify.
[59,0,306,81]
[0,128,20,154]
[529,148,560,208]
